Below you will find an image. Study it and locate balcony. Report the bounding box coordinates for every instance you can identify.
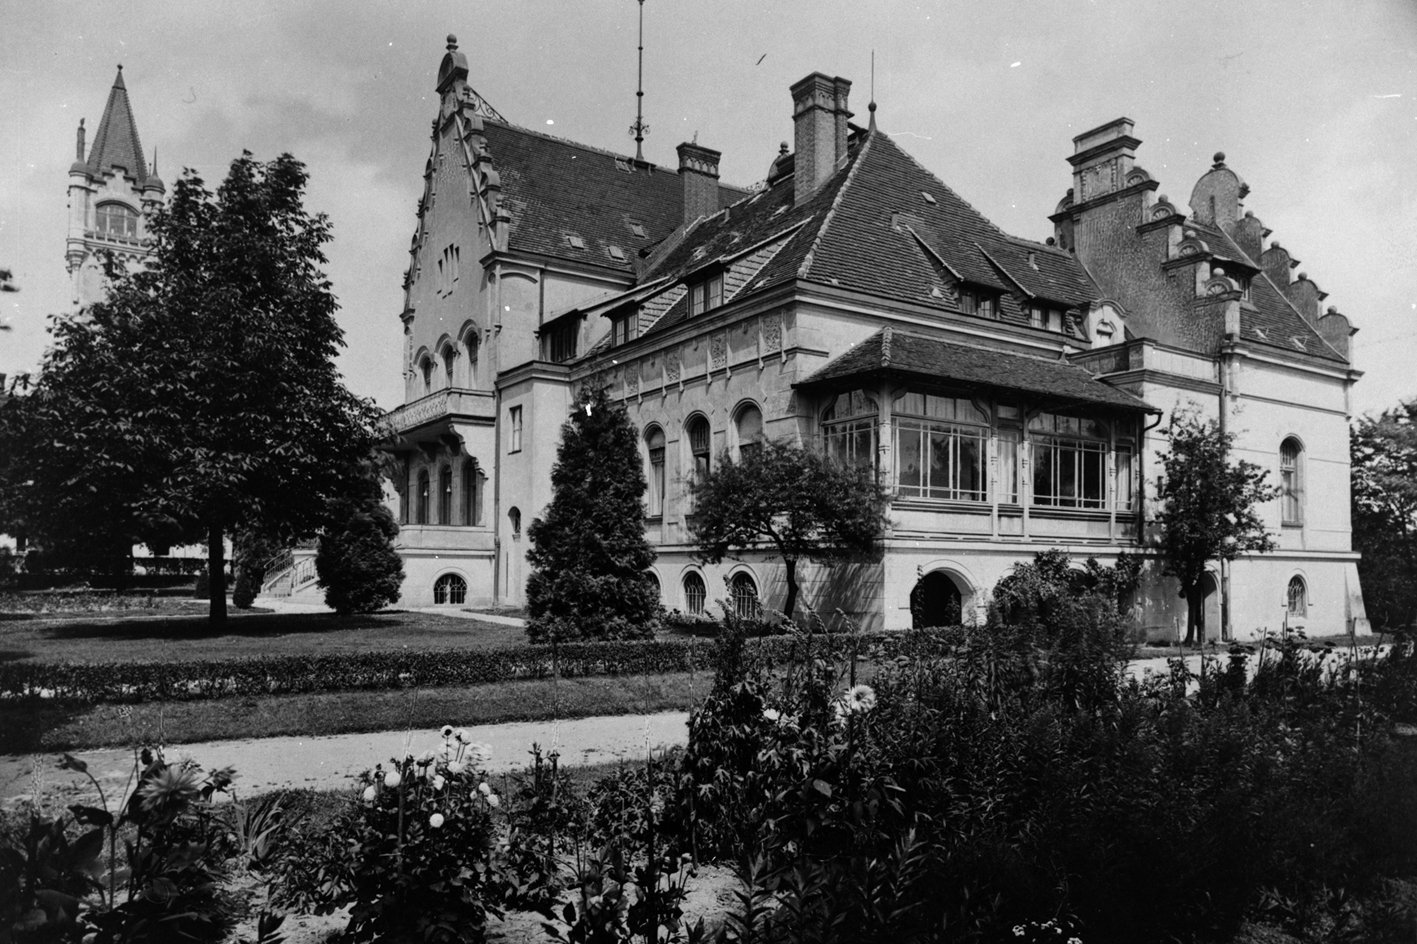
[386,388,496,436]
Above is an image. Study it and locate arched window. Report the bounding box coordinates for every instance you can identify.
[416,469,430,524]
[438,465,453,524]
[1287,575,1307,617]
[683,572,707,615]
[442,344,456,388]
[462,460,483,526]
[419,356,434,394]
[645,426,666,516]
[509,506,522,538]
[821,390,878,471]
[95,202,139,240]
[434,573,467,605]
[1280,438,1303,525]
[462,329,479,387]
[730,572,760,620]
[735,404,764,461]
[686,416,712,482]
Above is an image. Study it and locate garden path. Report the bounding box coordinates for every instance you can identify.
[0,710,689,809]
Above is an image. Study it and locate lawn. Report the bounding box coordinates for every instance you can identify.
[0,671,707,753]
[0,610,526,664]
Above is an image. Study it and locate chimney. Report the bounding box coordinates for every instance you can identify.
[791,72,851,205]
[676,141,721,225]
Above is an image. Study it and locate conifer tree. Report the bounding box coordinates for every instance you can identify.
[525,384,659,642]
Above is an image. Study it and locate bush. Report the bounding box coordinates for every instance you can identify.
[315,502,403,615]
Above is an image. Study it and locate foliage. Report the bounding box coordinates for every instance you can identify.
[527,384,660,643]
[231,531,282,610]
[315,462,404,615]
[0,747,246,944]
[0,153,381,624]
[1154,407,1278,642]
[689,438,889,620]
[1351,399,1417,629]
[275,727,504,943]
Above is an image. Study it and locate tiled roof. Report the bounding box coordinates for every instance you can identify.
[479,121,747,275]
[798,327,1155,413]
[85,67,148,183]
[1188,220,1345,362]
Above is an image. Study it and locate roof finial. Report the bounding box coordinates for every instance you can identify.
[629,0,650,162]
[868,51,878,132]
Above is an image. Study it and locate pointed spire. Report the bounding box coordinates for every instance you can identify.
[84,64,147,183]
[868,51,878,133]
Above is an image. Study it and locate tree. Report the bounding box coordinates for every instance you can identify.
[316,462,405,615]
[689,438,889,622]
[1154,408,1277,643]
[0,153,381,622]
[525,384,659,642]
[1351,399,1417,630]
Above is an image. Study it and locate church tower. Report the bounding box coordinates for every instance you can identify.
[66,65,164,308]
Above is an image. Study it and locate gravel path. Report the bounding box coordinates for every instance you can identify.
[1,710,689,808]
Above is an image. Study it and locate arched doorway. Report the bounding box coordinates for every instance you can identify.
[912,571,963,628]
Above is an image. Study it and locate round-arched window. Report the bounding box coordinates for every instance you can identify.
[509,506,522,538]
[1280,438,1304,526]
[730,572,759,619]
[420,356,434,394]
[442,345,456,388]
[735,403,764,461]
[96,203,139,240]
[434,573,467,605]
[683,572,706,615]
[416,469,431,524]
[645,425,666,516]
[686,415,711,482]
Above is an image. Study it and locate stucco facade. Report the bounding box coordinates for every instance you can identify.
[384,39,1365,639]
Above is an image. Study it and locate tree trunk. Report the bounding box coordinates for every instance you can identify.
[782,558,798,623]
[208,525,227,625]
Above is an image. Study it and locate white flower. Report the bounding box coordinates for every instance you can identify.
[429,812,445,828]
[441,725,454,738]
[487,793,500,808]
[383,769,402,788]
[845,684,877,714]
[762,708,781,723]
[432,775,446,790]
[478,781,491,796]
[455,729,469,743]
[1067,938,1083,944]
[1012,927,1025,938]
[447,761,465,775]
[362,785,377,803]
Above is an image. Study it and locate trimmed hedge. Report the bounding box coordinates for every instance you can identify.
[0,631,914,705]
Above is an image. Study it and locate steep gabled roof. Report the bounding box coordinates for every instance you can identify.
[479,121,747,275]
[798,327,1154,413]
[85,67,147,183]
[1187,219,1345,362]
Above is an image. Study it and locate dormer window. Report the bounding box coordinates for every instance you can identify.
[688,272,724,317]
[628,222,648,239]
[546,321,578,363]
[1027,303,1064,332]
[959,288,999,320]
[611,312,638,347]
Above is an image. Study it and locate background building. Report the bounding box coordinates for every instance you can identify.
[384,38,1364,639]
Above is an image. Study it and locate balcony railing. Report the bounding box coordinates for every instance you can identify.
[386,388,495,434]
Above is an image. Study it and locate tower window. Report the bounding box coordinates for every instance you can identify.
[95,203,139,240]
[1280,438,1303,525]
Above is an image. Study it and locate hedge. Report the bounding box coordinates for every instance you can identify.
[0,631,918,705]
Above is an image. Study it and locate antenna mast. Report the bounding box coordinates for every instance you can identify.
[630,0,650,161]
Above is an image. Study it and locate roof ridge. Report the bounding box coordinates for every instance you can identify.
[798,130,877,279]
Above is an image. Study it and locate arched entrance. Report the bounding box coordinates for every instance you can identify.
[911,571,963,628]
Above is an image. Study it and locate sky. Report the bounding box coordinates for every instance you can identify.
[2,0,1414,417]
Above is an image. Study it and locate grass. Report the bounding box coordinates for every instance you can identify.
[0,671,709,753]
[0,610,527,665]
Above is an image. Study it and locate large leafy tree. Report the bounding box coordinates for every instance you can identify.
[1154,408,1277,643]
[525,384,659,642]
[0,153,380,621]
[1351,399,1417,630]
[690,438,888,621]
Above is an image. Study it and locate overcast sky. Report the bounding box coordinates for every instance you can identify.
[2,0,1414,416]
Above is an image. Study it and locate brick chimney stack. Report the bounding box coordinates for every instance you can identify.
[676,141,721,225]
[791,72,852,205]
